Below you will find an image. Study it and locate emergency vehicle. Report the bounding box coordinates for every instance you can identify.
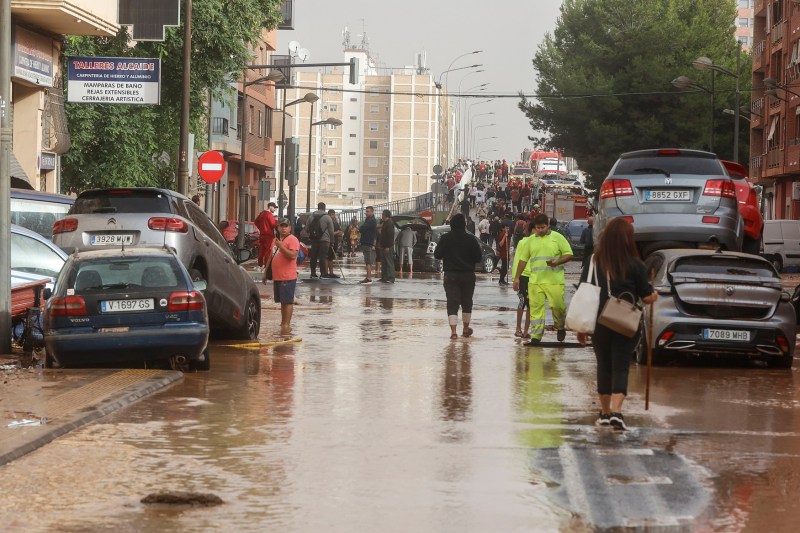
[536,179,590,222]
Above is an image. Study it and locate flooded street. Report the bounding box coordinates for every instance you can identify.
[2,261,800,531]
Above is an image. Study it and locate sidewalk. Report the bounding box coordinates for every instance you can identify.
[0,359,181,465]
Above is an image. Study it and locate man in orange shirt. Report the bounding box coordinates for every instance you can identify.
[254,202,278,268]
[265,218,299,334]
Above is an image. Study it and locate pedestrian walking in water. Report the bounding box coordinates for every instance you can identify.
[577,218,657,430]
[358,206,377,284]
[434,213,483,339]
[263,218,300,335]
[378,210,396,283]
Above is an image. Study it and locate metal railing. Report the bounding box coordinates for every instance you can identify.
[333,191,446,225]
[211,117,229,135]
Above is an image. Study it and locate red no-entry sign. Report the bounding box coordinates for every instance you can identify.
[197,150,226,184]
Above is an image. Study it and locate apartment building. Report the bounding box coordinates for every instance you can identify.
[208,30,279,223]
[7,1,118,192]
[737,0,756,50]
[282,47,444,212]
[750,0,800,219]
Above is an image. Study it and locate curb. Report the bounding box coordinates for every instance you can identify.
[0,370,183,466]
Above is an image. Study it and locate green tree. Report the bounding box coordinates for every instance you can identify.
[61,0,283,193]
[520,0,750,187]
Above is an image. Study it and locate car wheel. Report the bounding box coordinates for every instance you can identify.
[44,350,61,369]
[769,353,794,369]
[771,255,784,273]
[482,256,495,273]
[191,347,211,371]
[237,296,261,340]
[634,326,647,365]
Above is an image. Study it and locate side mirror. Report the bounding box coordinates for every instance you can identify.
[238,248,252,263]
[43,288,52,300]
[194,279,208,292]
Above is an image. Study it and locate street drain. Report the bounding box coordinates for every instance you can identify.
[141,490,224,507]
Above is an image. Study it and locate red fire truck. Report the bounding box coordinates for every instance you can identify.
[536,179,590,222]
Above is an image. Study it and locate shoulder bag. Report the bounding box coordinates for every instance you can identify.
[565,255,601,334]
[597,271,642,338]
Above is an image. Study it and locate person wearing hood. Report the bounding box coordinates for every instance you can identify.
[434,213,483,339]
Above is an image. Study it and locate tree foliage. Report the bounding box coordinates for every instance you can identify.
[520,0,750,187]
[61,0,283,193]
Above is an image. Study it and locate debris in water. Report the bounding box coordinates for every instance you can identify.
[141,491,224,507]
[7,418,46,428]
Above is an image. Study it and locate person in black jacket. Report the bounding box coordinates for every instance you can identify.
[434,213,483,339]
[378,209,396,283]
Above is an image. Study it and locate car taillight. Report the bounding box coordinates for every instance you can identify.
[703,179,736,199]
[702,216,720,224]
[776,334,790,353]
[53,218,78,234]
[599,179,633,199]
[619,216,634,224]
[656,149,681,156]
[49,296,87,316]
[148,217,189,233]
[168,291,205,311]
[657,331,675,346]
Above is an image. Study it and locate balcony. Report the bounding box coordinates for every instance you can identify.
[752,98,765,128]
[752,40,766,72]
[11,0,117,36]
[755,0,765,16]
[767,147,782,168]
[772,21,785,47]
[211,117,229,136]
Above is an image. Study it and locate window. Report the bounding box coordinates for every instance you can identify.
[385,123,389,130]
[349,134,357,138]
[349,169,356,173]
[368,177,377,185]
[326,123,337,130]
[329,103,339,112]
[349,151,357,155]
[370,104,379,113]
[327,140,337,148]
[249,105,254,133]
[10,232,65,279]
[369,140,378,149]
[739,18,749,27]
[350,98,358,102]
[258,110,263,137]
[265,108,273,139]
[384,160,389,166]
[327,175,336,185]
[384,142,390,148]
[327,158,336,166]
[350,115,357,120]
[369,122,379,131]
[738,0,750,7]
[368,158,378,168]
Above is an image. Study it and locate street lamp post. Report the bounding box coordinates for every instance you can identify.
[306,116,342,213]
[469,111,494,157]
[238,68,285,249]
[478,149,498,160]
[280,92,319,225]
[693,51,741,162]
[471,123,495,157]
[464,99,494,157]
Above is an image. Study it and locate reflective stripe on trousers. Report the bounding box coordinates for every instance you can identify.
[527,283,566,340]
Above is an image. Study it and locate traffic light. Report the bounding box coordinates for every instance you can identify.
[285,137,300,186]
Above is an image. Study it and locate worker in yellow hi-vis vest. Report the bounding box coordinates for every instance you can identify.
[513,213,573,346]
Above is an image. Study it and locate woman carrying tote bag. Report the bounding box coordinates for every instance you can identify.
[576,218,657,430]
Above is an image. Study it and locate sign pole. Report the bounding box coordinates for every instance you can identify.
[176,0,192,195]
[0,0,11,353]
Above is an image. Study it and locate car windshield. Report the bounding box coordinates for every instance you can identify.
[512,168,531,175]
[70,257,183,292]
[71,190,172,214]
[613,156,724,176]
[672,257,777,278]
[395,218,427,228]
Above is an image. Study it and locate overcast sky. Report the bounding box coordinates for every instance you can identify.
[279,0,563,165]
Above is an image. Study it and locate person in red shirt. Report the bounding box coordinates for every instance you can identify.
[254,202,278,268]
[264,218,300,334]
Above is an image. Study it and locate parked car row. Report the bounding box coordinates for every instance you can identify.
[9,187,263,372]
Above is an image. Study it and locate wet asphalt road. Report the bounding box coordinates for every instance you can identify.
[1,259,800,532]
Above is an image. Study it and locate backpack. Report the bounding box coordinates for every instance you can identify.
[307,215,323,240]
[514,219,526,237]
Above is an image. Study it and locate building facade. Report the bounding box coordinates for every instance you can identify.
[207,30,279,223]
[281,47,445,212]
[750,0,800,220]
[7,1,118,192]
[737,0,756,50]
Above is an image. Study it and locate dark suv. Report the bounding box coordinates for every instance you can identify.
[52,188,260,339]
[595,149,743,257]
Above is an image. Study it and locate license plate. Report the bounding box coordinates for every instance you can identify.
[703,328,750,341]
[100,326,130,333]
[101,298,154,313]
[91,234,133,246]
[646,190,691,201]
